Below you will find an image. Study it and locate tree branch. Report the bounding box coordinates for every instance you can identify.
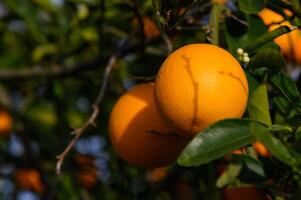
[55,55,117,175]
[0,60,101,81]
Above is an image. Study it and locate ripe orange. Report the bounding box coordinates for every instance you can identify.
[223,186,268,200]
[132,16,160,38]
[0,109,12,136]
[146,167,169,183]
[109,83,188,168]
[75,167,98,189]
[253,142,271,157]
[154,44,248,137]
[258,8,301,64]
[15,169,44,193]
[74,154,95,166]
[212,0,228,5]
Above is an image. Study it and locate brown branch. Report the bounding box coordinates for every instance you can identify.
[55,55,117,175]
[131,0,145,48]
[0,60,100,81]
[161,32,173,55]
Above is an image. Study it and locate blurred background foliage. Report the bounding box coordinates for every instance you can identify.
[1,0,301,199]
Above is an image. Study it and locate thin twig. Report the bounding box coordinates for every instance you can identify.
[161,32,173,55]
[229,13,248,26]
[55,55,117,175]
[0,60,100,81]
[130,0,146,48]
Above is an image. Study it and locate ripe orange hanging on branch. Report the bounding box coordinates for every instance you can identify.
[258,8,301,64]
[109,83,188,168]
[154,44,248,137]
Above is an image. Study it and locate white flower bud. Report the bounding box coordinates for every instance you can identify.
[236,48,244,55]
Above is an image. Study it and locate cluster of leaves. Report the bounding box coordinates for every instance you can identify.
[0,0,301,199]
[177,0,301,199]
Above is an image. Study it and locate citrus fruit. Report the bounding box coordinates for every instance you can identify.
[212,0,228,5]
[75,166,98,188]
[258,8,301,64]
[0,109,12,136]
[74,154,95,166]
[132,16,160,38]
[154,44,248,137]
[223,186,268,200]
[253,142,271,157]
[15,169,44,193]
[146,167,169,183]
[109,83,188,168]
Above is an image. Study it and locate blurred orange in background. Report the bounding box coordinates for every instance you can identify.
[14,169,44,194]
[132,16,160,38]
[0,109,12,137]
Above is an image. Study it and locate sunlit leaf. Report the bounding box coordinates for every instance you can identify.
[216,161,243,188]
[177,119,259,167]
[248,83,272,125]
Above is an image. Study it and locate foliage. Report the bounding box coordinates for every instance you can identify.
[1,0,301,199]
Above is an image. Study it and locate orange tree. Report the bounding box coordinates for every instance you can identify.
[1,0,301,199]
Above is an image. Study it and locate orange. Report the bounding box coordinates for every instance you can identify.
[132,16,160,38]
[74,154,95,166]
[0,109,12,136]
[146,167,169,183]
[15,169,44,193]
[154,44,248,137]
[253,142,271,157]
[109,83,188,168]
[258,8,301,64]
[75,167,98,188]
[223,186,268,200]
[212,0,228,5]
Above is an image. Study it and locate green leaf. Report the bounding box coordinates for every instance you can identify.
[245,71,260,98]
[32,44,58,62]
[251,123,296,166]
[294,126,301,144]
[216,161,243,188]
[247,83,272,125]
[271,124,293,133]
[5,0,46,43]
[237,155,265,177]
[238,0,267,14]
[273,96,290,114]
[177,119,258,167]
[210,4,221,45]
[269,72,301,113]
[224,15,267,56]
[245,26,291,53]
[248,48,285,69]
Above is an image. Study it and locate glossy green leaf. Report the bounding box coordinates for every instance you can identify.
[216,161,243,188]
[237,155,265,177]
[269,72,301,113]
[248,48,285,69]
[271,124,293,133]
[248,84,272,125]
[225,15,267,56]
[238,0,267,14]
[245,71,260,98]
[251,123,296,166]
[177,119,258,167]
